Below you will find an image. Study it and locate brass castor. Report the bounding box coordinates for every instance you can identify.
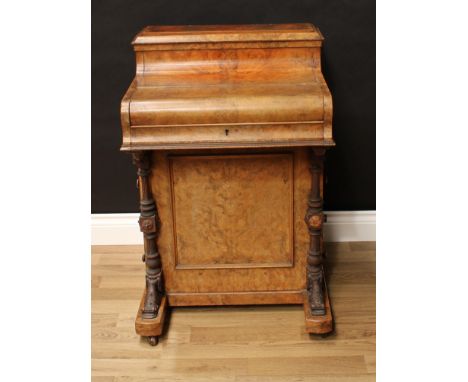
[147,336,158,346]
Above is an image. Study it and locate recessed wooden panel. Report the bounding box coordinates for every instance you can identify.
[169,153,293,269]
[151,148,311,294]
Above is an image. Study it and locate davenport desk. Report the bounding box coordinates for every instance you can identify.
[120,24,335,346]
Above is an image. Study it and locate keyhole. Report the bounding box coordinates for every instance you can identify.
[225,129,229,136]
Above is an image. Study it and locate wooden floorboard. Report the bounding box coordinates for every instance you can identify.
[92,242,375,381]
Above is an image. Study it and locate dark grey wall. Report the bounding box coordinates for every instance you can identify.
[92,0,375,213]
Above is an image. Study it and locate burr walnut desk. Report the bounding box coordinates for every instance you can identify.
[120,24,335,346]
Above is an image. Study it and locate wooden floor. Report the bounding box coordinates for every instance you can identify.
[92,242,375,382]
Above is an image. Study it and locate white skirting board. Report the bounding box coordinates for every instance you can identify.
[91,211,375,245]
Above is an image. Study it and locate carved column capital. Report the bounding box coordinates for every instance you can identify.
[312,147,326,158]
[132,151,149,167]
[132,151,151,177]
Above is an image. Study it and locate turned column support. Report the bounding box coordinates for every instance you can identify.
[132,151,164,319]
[305,147,326,315]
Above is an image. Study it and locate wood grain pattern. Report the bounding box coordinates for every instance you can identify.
[127,124,329,151]
[133,24,323,45]
[168,291,303,306]
[120,23,333,151]
[150,148,311,297]
[129,83,325,126]
[134,48,322,87]
[170,153,293,270]
[91,242,375,381]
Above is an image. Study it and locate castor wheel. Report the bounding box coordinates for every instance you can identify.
[147,336,158,346]
[309,331,333,339]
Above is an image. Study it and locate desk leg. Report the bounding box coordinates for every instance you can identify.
[304,148,333,334]
[132,151,167,345]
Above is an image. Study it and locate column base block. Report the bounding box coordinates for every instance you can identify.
[135,290,167,339]
[303,280,333,334]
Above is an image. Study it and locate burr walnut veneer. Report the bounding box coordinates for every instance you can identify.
[120,24,335,346]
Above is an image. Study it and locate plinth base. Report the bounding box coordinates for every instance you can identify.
[303,281,333,334]
[135,291,168,346]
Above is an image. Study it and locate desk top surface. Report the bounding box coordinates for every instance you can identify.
[133,23,323,45]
